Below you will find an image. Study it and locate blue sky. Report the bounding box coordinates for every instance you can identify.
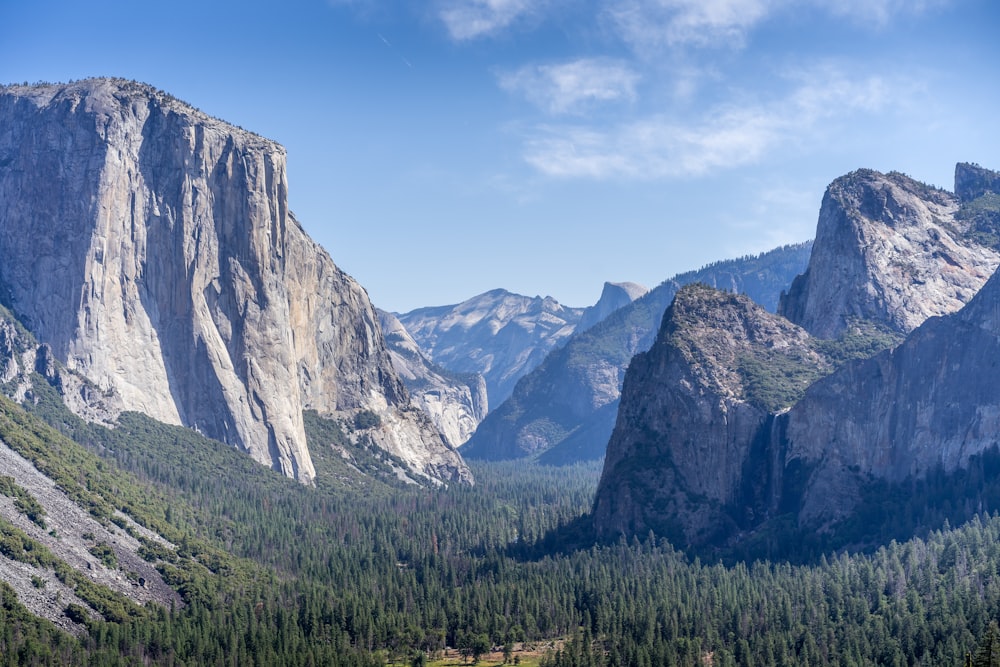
[2,0,998,312]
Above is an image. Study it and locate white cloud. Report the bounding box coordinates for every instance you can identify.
[605,0,954,52]
[521,68,901,180]
[813,0,952,27]
[498,59,641,115]
[607,0,774,51]
[438,0,539,40]
[523,108,777,178]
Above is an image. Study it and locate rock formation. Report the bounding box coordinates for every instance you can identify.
[576,282,649,334]
[0,78,470,486]
[591,285,833,545]
[776,264,1000,529]
[378,309,487,447]
[464,243,812,463]
[779,169,998,338]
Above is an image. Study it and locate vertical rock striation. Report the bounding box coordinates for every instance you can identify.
[0,78,470,485]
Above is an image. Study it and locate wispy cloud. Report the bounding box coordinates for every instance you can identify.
[521,68,902,179]
[605,0,953,52]
[813,0,952,27]
[607,0,773,51]
[498,59,640,115]
[438,0,539,40]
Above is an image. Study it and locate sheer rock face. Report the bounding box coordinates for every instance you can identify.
[779,266,1000,528]
[592,285,830,545]
[0,79,470,486]
[0,314,124,426]
[594,165,1000,548]
[378,309,487,447]
[779,170,999,338]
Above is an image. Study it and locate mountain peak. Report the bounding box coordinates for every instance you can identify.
[576,281,649,334]
[779,166,999,338]
[592,283,828,546]
[3,78,275,147]
[955,162,1000,203]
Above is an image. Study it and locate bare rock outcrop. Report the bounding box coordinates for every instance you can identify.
[576,282,649,334]
[0,309,124,425]
[594,165,1000,550]
[378,309,487,447]
[592,285,832,545]
[0,78,470,486]
[777,263,1000,528]
[779,170,999,338]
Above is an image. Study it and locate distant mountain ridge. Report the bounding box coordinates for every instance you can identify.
[392,283,651,445]
[396,289,587,410]
[463,242,813,463]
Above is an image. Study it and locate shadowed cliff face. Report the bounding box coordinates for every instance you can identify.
[0,78,471,486]
[778,265,1000,529]
[591,285,832,546]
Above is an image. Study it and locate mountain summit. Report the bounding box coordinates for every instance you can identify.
[0,78,470,485]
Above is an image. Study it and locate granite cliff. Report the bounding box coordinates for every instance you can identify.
[378,309,487,447]
[592,285,834,545]
[594,165,1000,550]
[776,262,1000,530]
[0,78,470,486]
[779,169,998,337]
[576,282,649,334]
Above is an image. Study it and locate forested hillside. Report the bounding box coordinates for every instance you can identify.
[0,373,997,665]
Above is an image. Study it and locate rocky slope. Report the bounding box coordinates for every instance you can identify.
[0,432,180,632]
[396,289,587,407]
[0,78,470,486]
[378,309,487,447]
[463,243,813,463]
[593,165,1000,550]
